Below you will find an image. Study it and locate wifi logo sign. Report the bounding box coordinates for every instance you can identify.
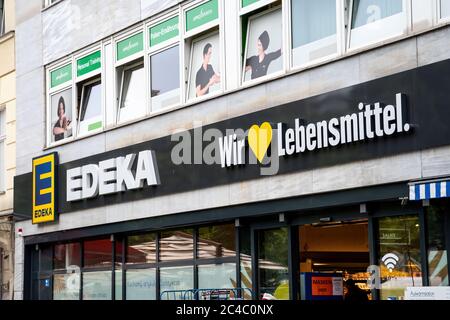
[382,253,400,272]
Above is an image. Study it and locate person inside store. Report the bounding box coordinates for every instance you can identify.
[196,43,221,97]
[53,96,72,142]
[344,279,369,301]
[245,30,282,80]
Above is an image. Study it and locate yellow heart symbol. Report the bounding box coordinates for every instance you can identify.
[248,122,273,163]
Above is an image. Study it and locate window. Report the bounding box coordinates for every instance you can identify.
[117,61,146,124]
[291,0,337,67]
[0,0,5,36]
[159,229,194,262]
[198,263,237,289]
[426,203,449,286]
[83,239,112,268]
[124,269,157,300]
[159,266,194,300]
[197,224,236,259]
[150,45,180,112]
[127,233,156,265]
[0,109,5,193]
[82,271,112,300]
[185,0,222,101]
[441,0,450,19]
[243,6,283,82]
[77,78,102,136]
[376,215,422,300]
[54,243,81,271]
[348,0,406,49]
[50,88,73,143]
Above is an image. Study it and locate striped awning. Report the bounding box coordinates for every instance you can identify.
[409,180,450,201]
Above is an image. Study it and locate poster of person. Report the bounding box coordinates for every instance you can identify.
[51,88,73,143]
[243,8,283,82]
[188,31,221,100]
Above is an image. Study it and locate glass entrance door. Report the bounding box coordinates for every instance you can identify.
[257,228,290,300]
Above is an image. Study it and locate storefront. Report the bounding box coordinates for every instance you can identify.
[14,56,450,300]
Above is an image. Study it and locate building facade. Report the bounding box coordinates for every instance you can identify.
[0,0,15,301]
[13,0,450,300]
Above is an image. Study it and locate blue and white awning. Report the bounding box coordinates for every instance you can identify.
[409,180,450,201]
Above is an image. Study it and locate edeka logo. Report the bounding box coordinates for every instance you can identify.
[171,93,413,176]
[32,153,58,224]
[66,150,160,202]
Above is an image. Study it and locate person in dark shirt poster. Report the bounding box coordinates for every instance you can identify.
[196,43,221,97]
[53,96,72,142]
[245,30,282,80]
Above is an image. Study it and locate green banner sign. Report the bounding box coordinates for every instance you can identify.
[186,0,219,32]
[50,64,72,88]
[150,16,179,47]
[242,0,260,7]
[117,32,144,61]
[77,51,101,77]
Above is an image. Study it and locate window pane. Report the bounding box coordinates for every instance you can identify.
[119,64,146,123]
[291,0,337,66]
[82,271,112,300]
[125,269,157,300]
[151,45,180,111]
[442,0,450,18]
[159,229,194,262]
[351,0,403,28]
[79,80,102,134]
[127,233,156,264]
[426,204,449,286]
[50,88,73,143]
[258,228,289,300]
[188,32,221,100]
[198,263,237,290]
[244,8,283,81]
[197,224,236,259]
[239,227,252,299]
[0,109,5,135]
[53,273,80,300]
[84,239,112,268]
[115,270,122,300]
[160,266,194,300]
[54,243,81,271]
[377,215,422,300]
[0,141,4,192]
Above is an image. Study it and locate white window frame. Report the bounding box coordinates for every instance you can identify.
[346,0,409,52]
[437,0,450,23]
[146,10,182,115]
[46,59,76,147]
[77,77,103,137]
[117,60,146,125]
[288,0,344,71]
[113,27,147,125]
[74,45,104,137]
[0,107,5,193]
[240,4,286,87]
[239,0,278,15]
[182,0,225,104]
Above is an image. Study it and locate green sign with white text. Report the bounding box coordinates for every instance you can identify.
[242,0,260,7]
[186,0,219,32]
[117,32,144,61]
[50,64,72,88]
[77,51,101,77]
[150,16,179,47]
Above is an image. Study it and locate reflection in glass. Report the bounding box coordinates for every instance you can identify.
[160,266,194,300]
[239,227,253,299]
[197,224,236,259]
[291,0,337,66]
[442,0,450,18]
[198,263,237,289]
[377,215,422,300]
[84,239,112,268]
[351,0,402,28]
[82,271,112,300]
[159,229,194,262]
[258,228,289,300]
[127,233,156,264]
[151,45,180,111]
[119,63,146,123]
[54,243,81,271]
[426,205,449,286]
[79,79,102,134]
[53,273,80,300]
[125,269,157,300]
